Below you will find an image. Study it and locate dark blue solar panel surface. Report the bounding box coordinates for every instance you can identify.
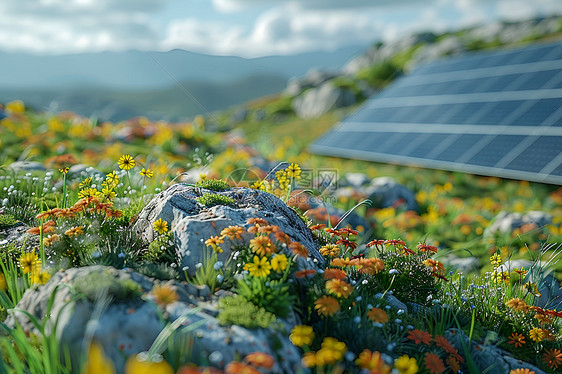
[310,40,562,184]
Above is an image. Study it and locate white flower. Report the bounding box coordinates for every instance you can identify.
[213,261,224,270]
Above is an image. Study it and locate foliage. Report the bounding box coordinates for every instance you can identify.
[356,60,402,87]
[195,178,231,192]
[217,295,277,329]
[0,214,19,229]
[73,270,142,302]
[195,193,235,207]
[236,276,295,318]
[143,232,176,264]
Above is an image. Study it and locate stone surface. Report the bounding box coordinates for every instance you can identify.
[485,211,552,235]
[8,161,46,172]
[292,81,356,119]
[442,255,480,274]
[134,184,323,275]
[6,266,303,374]
[362,177,418,211]
[285,69,340,97]
[67,164,105,180]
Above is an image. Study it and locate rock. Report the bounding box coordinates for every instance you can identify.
[361,177,418,211]
[8,161,46,172]
[67,164,105,180]
[485,211,552,235]
[444,329,547,374]
[339,173,370,189]
[285,69,340,97]
[229,108,249,125]
[134,185,322,276]
[442,255,480,274]
[292,82,356,119]
[6,266,302,373]
[407,36,466,70]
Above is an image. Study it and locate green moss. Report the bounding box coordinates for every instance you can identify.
[144,231,176,264]
[196,193,235,207]
[0,214,19,229]
[195,179,231,192]
[73,270,142,301]
[134,263,178,280]
[356,61,402,88]
[217,295,277,329]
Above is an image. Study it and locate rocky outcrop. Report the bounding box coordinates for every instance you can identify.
[292,81,357,119]
[485,211,552,235]
[362,177,418,211]
[134,184,323,275]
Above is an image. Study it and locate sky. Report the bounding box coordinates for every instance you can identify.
[1,0,561,57]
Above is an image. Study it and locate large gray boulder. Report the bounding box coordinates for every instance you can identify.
[6,266,302,373]
[292,82,356,119]
[8,161,46,172]
[362,177,418,211]
[485,211,552,235]
[134,184,322,275]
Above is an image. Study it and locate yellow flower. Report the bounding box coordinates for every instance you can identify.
[251,180,266,191]
[65,226,84,237]
[0,273,7,291]
[59,167,69,174]
[250,235,276,256]
[140,168,154,178]
[78,187,101,199]
[320,337,346,358]
[529,327,546,342]
[79,177,92,188]
[271,254,288,272]
[220,225,244,240]
[286,163,302,179]
[394,354,419,374]
[153,218,169,234]
[355,350,391,373]
[124,352,174,374]
[19,252,40,274]
[118,154,135,170]
[151,285,178,307]
[31,270,51,285]
[246,256,271,278]
[43,234,60,247]
[490,253,502,267]
[325,279,353,298]
[5,100,25,114]
[105,171,119,186]
[84,342,116,374]
[289,325,315,347]
[101,185,116,200]
[205,236,224,253]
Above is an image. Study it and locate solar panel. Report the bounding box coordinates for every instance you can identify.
[309,40,562,185]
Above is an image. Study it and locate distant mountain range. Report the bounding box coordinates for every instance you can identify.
[0,46,365,121]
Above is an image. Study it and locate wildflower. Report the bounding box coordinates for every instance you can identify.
[251,180,265,191]
[542,348,562,370]
[301,352,318,368]
[309,223,326,231]
[508,333,526,348]
[43,234,60,247]
[105,171,119,186]
[319,244,341,257]
[286,163,301,179]
[407,329,432,345]
[491,270,510,285]
[220,225,244,240]
[289,325,314,346]
[314,295,340,316]
[385,239,406,248]
[153,218,169,234]
[19,252,40,274]
[424,352,445,374]
[446,355,460,373]
[205,236,224,253]
[118,154,135,170]
[294,269,316,278]
[246,256,271,278]
[26,220,56,235]
[247,217,269,227]
[273,231,291,245]
[250,236,276,256]
[140,168,154,178]
[524,282,541,297]
[151,285,178,307]
[509,369,535,374]
[78,187,101,199]
[316,341,346,365]
[79,177,92,188]
[323,268,347,280]
[355,350,391,373]
[326,279,353,298]
[434,335,456,354]
[0,273,7,291]
[84,342,116,374]
[31,270,51,285]
[59,167,69,174]
[505,298,529,312]
[367,308,388,324]
[270,254,288,273]
[245,352,274,369]
[417,242,438,253]
[394,354,419,374]
[423,258,445,273]
[330,257,351,267]
[534,313,553,325]
[335,238,357,253]
[529,327,546,342]
[124,352,174,374]
[490,253,502,267]
[101,185,116,200]
[65,226,84,237]
[289,241,308,258]
[514,268,528,278]
[225,361,260,374]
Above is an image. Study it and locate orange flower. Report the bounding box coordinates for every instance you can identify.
[325,279,353,298]
[323,268,347,280]
[151,285,178,307]
[294,269,316,278]
[534,313,552,325]
[355,350,391,373]
[505,298,529,312]
[417,243,438,253]
[220,225,245,240]
[26,220,56,235]
[250,235,276,256]
[407,329,432,345]
[434,335,456,355]
[273,231,291,245]
[225,362,260,374]
[424,352,445,374]
[319,244,341,258]
[508,333,526,348]
[65,226,84,237]
[43,234,60,247]
[301,352,318,368]
[247,217,269,226]
[509,369,535,374]
[314,296,340,316]
[257,225,279,235]
[330,257,351,267]
[367,308,388,324]
[542,348,562,370]
[289,241,308,258]
[446,355,460,373]
[423,258,444,273]
[244,352,274,369]
[309,224,326,231]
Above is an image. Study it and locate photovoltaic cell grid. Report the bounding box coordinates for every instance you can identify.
[309,40,562,185]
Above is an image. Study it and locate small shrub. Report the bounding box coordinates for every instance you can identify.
[144,232,176,264]
[217,295,277,329]
[195,179,230,192]
[73,270,142,301]
[0,214,19,229]
[196,193,235,207]
[134,263,179,280]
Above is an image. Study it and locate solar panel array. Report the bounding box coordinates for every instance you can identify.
[310,41,562,185]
